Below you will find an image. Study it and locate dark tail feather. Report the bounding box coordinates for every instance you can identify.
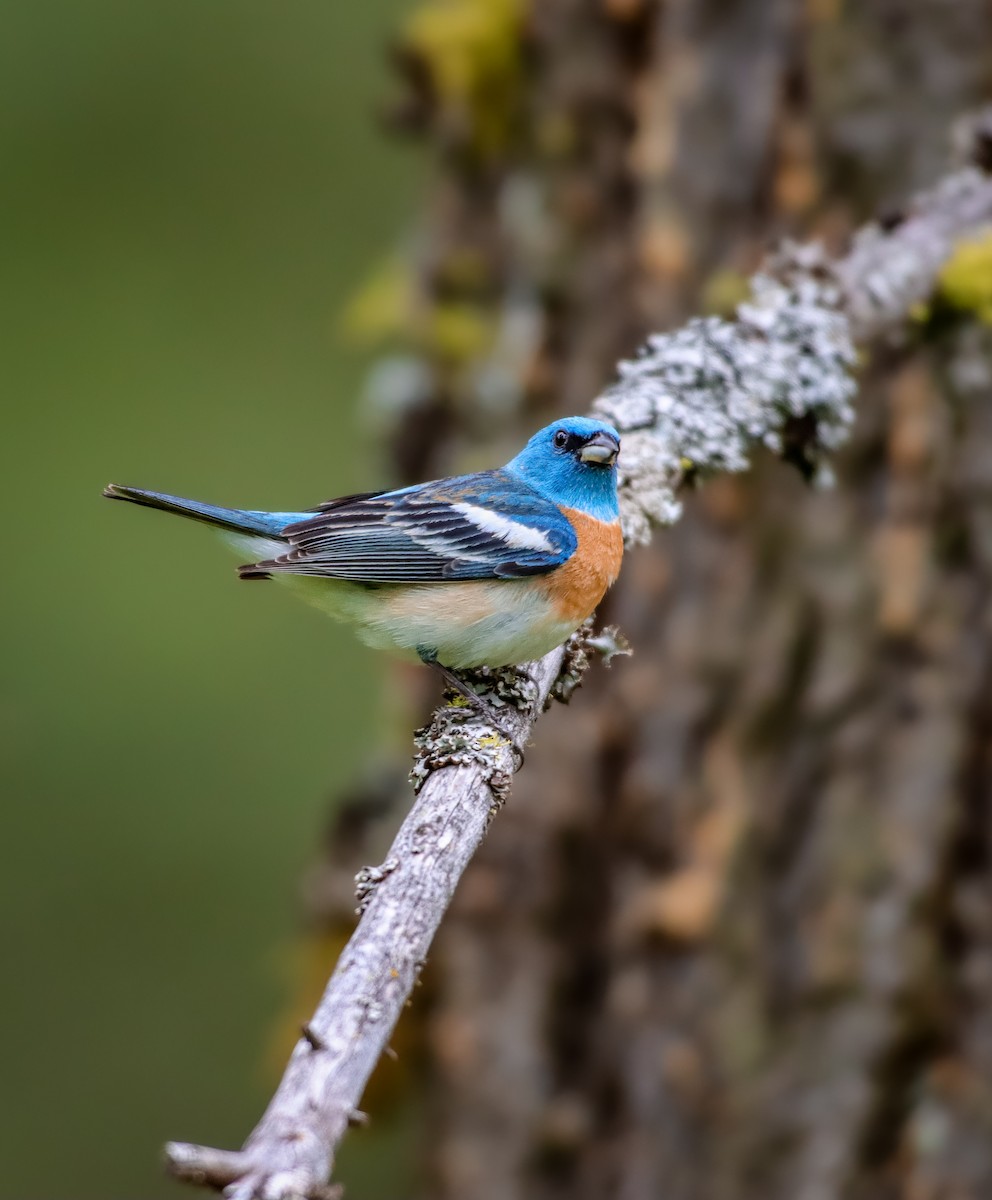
[102,484,292,538]
[237,564,274,580]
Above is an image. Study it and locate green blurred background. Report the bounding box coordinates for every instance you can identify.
[1,2,417,1195]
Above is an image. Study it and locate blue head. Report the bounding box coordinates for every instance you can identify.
[505,416,620,521]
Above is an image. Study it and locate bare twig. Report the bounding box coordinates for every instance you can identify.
[166,127,992,1199]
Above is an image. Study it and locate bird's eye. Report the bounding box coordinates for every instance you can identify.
[553,430,569,449]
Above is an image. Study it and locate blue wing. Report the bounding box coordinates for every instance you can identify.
[240,470,576,583]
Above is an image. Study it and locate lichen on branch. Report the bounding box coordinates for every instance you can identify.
[596,246,858,543]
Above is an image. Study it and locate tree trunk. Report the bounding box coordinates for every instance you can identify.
[322,3,992,1197]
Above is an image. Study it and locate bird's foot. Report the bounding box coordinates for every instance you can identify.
[435,664,514,734]
[419,652,525,763]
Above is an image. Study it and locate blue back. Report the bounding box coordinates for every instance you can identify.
[252,470,577,581]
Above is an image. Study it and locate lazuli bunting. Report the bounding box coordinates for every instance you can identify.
[104,416,622,708]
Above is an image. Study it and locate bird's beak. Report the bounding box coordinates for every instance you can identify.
[579,431,620,465]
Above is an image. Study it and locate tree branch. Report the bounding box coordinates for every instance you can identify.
[166,649,572,1200]
[166,123,992,1199]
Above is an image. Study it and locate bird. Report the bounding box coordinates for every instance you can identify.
[103,416,623,721]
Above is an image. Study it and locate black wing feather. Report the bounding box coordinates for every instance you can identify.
[242,471,576,583]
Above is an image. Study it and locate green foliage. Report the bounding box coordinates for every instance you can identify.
[938,232,992,324]
[343,253,496,364]
[403,0,524,153]
[701,267,752,318]
[342,255,416,344]
[428,300,495,362]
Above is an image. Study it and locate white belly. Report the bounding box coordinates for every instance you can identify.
[280,575,578,669]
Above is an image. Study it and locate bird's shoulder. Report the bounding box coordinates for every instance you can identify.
[292,469,573,531]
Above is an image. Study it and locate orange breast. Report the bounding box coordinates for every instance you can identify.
[541,508,623,624]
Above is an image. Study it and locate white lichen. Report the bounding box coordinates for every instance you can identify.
[837,167,992,337]
[354,858,400,914]
[594,246,858,544]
